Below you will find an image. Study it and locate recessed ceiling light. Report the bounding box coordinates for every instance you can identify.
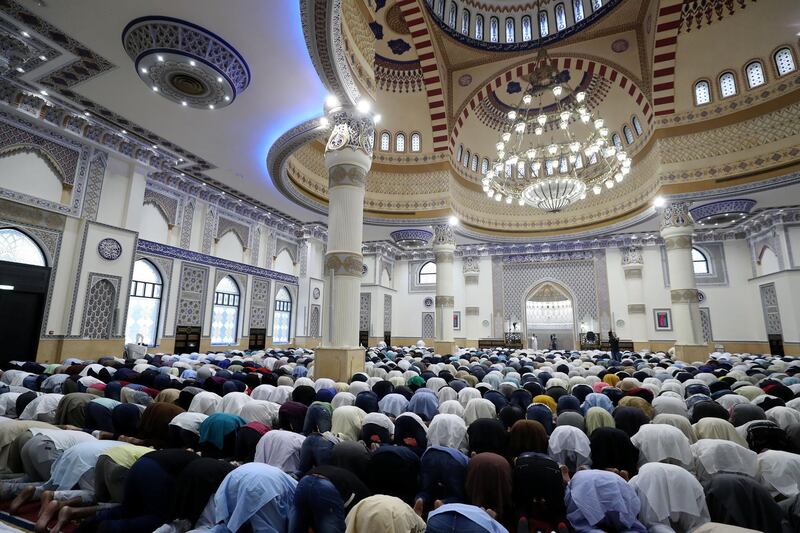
[121,129,127,134]
[15,67,24,73]
[156,55,164,62]
[20,31,30,38]
[152,144,158,149]
[181,101,187,106]
[653,196,666,207]
[152,86,159,92]
[83,111,90,116]
[140,67,148,74]
[223,95,230,101]
[208,104,214,109]
[38,55,46,61]
[216,76,223,83]
[39,89,47,96]
[189,60,196,67]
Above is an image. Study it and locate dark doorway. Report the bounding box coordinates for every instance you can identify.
[0,260,50,365]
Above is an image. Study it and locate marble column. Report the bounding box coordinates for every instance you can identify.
[659,201,705,357]
[463,256,480,348]
[315,106,374,381]
[433,224,456,354]
[621,245,648,348]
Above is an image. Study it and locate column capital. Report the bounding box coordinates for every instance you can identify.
[432,224,456,251]
[324,106,374,173]
[463,255,480,280]
[620,245,643,267]
[659,201,694,232]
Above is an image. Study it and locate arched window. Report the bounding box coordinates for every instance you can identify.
[545,159,556,176]
[774,47,796,76]
[272,287,293,344]
[558,156,568,173]
[694,80,711,105]
[539,12,549,37]
[745,60,765,88]
[573,153,584,168]
[631,115,643,135]
[448,2,457,27]
[475,15,484,40]
[380,131,391,151]
[395,132,406,152]
[692,247,710,275]
[461,9,470,35]
[211,276,240,345]
[125,259,162,346]
[462,150,470,167]
[517,160,527,177]
[612,133,623,150]
[456,144,463,162]
[505,18,515,42]
[573,0,585,22]
[555,4,567,31]
[0,228,46,266]
[505,161,513,177]
[481,158,489,173]
[719,71,737,98]
[410,132,421,152]
[592,0,602,11]
[471,154,478,171]
[521,16,532,41]
[436,0,445,18]
[490,17,499,42]
[623,125,634,144]
[588,151,598,165]
[418,261,437,284]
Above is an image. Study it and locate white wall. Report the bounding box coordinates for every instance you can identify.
[138,203,170,243]
[0,152,63,203]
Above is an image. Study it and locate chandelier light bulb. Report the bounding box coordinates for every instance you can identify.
[605,179,614,189]
[518,198,525,206]
[531,161,541,170]
[505,196,512,204]
[547,144,558,155]
[616,152,627,161]
[508,155,519,164]
[593,184,602,195]
[485,171,495,179]
[487,189,494,197]
[496,142,505,151]
[497,150,505,159]
[623,159,631,168]
[502,132,511,142]
[568,154,577,164]
[622,166,631,175]
[594,119,604,129]
[599,127,609,137]
[576,92,586,102]
[534,126,543,136]
[569,142,581,153]
[526,149,536,160]
[523,94,532,105]
[580,192,587,200]
[577,106,587,116]
[560,111,571,122]
[537,114,547,126]
[559,121,568,130]
[552,85,563,97]
[495,193,502,201]
[515,122,526,133]
[483,185,490,192]
[615,172,623,183]
[508,110,517,120]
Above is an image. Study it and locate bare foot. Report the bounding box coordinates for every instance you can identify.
[50,505,73,533]
[413,498,424,517]
[35,499,60,532]
[433,499,444,510]
[619,470,630,481]
[37,490,53,518]
[8,485,35,514]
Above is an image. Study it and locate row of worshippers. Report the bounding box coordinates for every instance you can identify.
[0,346,799,532]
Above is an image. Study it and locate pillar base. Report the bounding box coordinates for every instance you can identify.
[314,347,365,382]
[434,341,457,355]
[672,343,710,361]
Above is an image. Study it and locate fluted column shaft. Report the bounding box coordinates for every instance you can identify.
[660,202,703,346]
[433,224,456,347]
[463,256,480,344]
[621,246,647,344]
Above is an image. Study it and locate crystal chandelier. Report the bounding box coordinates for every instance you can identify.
[482,48,632,212]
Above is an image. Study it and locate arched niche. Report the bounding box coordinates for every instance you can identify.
[0,150,65,203]
[757,245,780,277]
[523,280,577,351]
[138,203,171,244]
[273,248,297,276]
[215,231,245,263]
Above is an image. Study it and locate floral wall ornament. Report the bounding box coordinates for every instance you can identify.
[369,21,384,40]
[97,238,122,261]
[387,38,411,55]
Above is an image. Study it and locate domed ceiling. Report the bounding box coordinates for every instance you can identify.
[270,0,800,241]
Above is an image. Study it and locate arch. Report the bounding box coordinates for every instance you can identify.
[523,279,578,350]
[693,79,711,105]
[272,286,293,344]
[410,132,421,152]
[274,248,296,275]
[623,125,634,144]
[718,71,737,98]
[757,245,780,276]
[505,17,515,43]
[745,60,766,89]
[631,115,643,135]
[0,149,65,203]
[274,244,297,264]
[489,16,499,42]
[0,144,67,184]
[475,14,484,40]
[773,46,797,77]
[139,203,171,244]
[211,275,240,345]
[395,131,406,152]
[0,227,47,267]
[216,231,246,263]
[125,258,163,346]
[418,261,437,285]
[380,131,391,151]
[692,246,710,275]
[450,54,652,147]
[381,264,392,285]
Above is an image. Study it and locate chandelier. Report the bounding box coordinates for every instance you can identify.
[481,48,631,212]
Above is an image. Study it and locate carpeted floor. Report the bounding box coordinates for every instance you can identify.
[0,500,77,532]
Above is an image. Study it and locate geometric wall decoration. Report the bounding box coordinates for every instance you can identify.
[309,304,321,337]
[421,312,435,338]
[359,292,371,333]
[249,278,271,329]
[759,282,782,335]
[384,294,392,332]
[176,263,209,328]
[81,274,120,339]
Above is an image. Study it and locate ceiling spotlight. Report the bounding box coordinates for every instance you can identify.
[223,95,230,101]
[152,86,159,92]
[156,55,164,62]
[448,215,459,226]
[121,129,127,134]
[39,89,47,96]
[38,55,46,61]
[208,104,215,109]
[141,67,148,73]
[152,144,158,149]
[216,76,223,83]
[83,111,90,116]
[189,60,196,67]
[20,31,30,38]
[15,67,24,73]
[181,101,188,106]
[653,196,666,207]
[356,99,371,113]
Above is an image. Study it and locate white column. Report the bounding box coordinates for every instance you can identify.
[315,106,375,381]
[621,245,647,347]
[433,224,456,354]
[463,256,480,346]
[660,202,705,354]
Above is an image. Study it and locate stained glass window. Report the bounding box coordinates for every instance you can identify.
[592,0,602,11]
[411,132,421,152]
[471,154,478,171]
[380,132,390,151]
[506,18,515,42]
[539,12,549,37]
[521,16,532,41]
[746,61,765,88]
[481,158,489,173]
[0,228,46,266]
[632,115,643,135]
[125,259,162,346]
[719,72,737,98]
[774,47,796,76]
[396,132,406,152]
[612,133,623,150]
[623,125,634,144]
[461,9,470,35]
[475,15,484,40]
[694,80,711,105]
[457,145,463,161]
[448,2,457,27]
[211,276,240,345]
[573,0,585,22]
[272,287,292,344]
[555,4,567,31]
[490,17,499,42]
